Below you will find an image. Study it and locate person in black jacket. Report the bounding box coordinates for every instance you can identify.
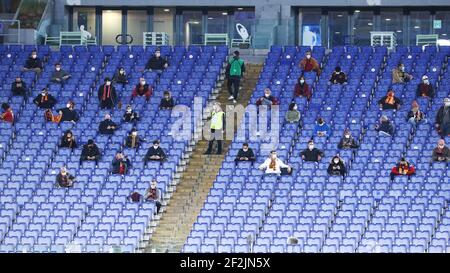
[56,167,75,188]
[51,63,71,83]
[11,77,28,97]
[376,115,395,136]
[98,77,117,109]
[417,75,434,98]
[329,66,347,85]
[59,130,77,149]
[338,129,359,149]
[56,101,79,123]
[99,114,118,135]
[301,140,324,162]
[144,140,167,163]
[145,49,168,74]
[327,155,347,177]
[33,88,57,109]
[111,152,132,175]
[378,90,402,110]
[435,98,450,138]
[407,100,427,127]
[112,67,129,85]
[22,50,43,74]
[235,143,256,163]
[123,104,140,124]
[80,139,101,166]
[125,128,145,149]
[159,91,175,109]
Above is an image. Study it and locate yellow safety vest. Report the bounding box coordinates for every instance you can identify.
[210,111,224,130]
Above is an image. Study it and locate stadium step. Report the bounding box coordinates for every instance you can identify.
[144,64,263,253]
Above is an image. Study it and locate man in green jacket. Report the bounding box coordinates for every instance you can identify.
[227,50,245,104]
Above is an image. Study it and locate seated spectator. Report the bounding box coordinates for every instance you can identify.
[378,90,402,110]
[301,140,324,162]
[11,77,28,97]
[159,91,175,109]
[111,152,132,175]
[235,143,256,163]
[123,104,140,124]
[144,179,162,215]
[0,103,14,123]
[98,77,117,110]
[80,139,101,166]
[432,139,450,162]
[256,88,279,107]
[112,67,129,85]
[258,150,292,175]
[132,77,152,101]
[390,158,416,181]
[22,50,43,74]
[125,128,145,149]
[99,114,118,135]
[144,140,167,163]
[59,130,77,149]
[329,66,347,85]
[375,115,394,136]
[294,76,312,101]
[327,155,347,177]
[56,167,75,188]
[407,100,427,127]
[338,129,359,149]
[416,75,434,98]
[435,97,450,138]
[314,118,331,137]
[145,49,168,74]
[55,101,79,123]
[299,51,321,75]
[286,102,300,123]
[51,63,71,83]
[33,88,57,109]
[392,63,413,84]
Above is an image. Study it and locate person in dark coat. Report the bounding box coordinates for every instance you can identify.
[435,98,450,138]
[301,140,324,162]
[407,100,427,127]
[144,140,167,163]
[132,77,152,101]
[294,76,312,101]
[80,139,101,166]
[33,88,57,109]
[123,104,140,124]
[432,139,450,162]
[111,152,132,175]
[235,143,256,163]
[375,115,394,136]
[51,63,71,83]
[327,155,347,177]
[329,66,347,84]
[99,114,118,135]
[98,77,117,109]
[338,129,359,149]
[378,90,402,110]
[57,101,79,123]
[159,91,175,109]
[390,158,416,181]
[11,77,28,97]
[112,67,129,85]
[22,50,43,73]
[125,128,145,149]
[59,130,77,149]
[416,75,434,98]
[56,167,75,188]
[145,49,168,74]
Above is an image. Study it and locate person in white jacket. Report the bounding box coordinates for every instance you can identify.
[258,150,292,175]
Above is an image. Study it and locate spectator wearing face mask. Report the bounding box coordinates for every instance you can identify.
[327,155,347,177]
[145,49,168,75]
[338,129,359,149]
[301,140,324,162]
[0,103,14,124]
[286,102,300,123]
[144,179,162,215]
[144,140,167,163]
[125,128,145,149]
[113,67,129,85]
[80,139,101,166]
[416,75,434,98]
[294,76,312,101]
[111,152,132,175]
[392,63,413,84]
[59,130,77,149]
[375,115,394,136]
[98,77,117,109]
[46,101,79,123]
[314,118,331,137]
[159,91,175,109]
[256,88,279,107]
[258,150,292,175]
[22,50,43,74]
[378,89,402,110]
[432,139,450,162]
[299,51,321,75]
[11,77,28,97]
[99,114,118,135]
[235,143,256,164]
[51,63,71,83]
[390,157,416,181]
[407,100,427,127]
[132,77,152,101]
[329,66,347,85]
[33,88,57,109]
[56,167,75,188]
[123,104,140,124]
[435,98,450,137]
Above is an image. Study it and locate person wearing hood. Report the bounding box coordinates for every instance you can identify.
[407,100,427,127]
[329,66,347,85]
[286,102,301,123]
[159,90,175,109]
[22,50,43,74]
[313,118,331,137]
[51,63,71,83]
[301,140,324,162]
[80,139,101,166]
[392,63,413,84]
[132,77,152,101]
[98,77,117,109]
[299,51,321,75]
[376,115,394,136]
[11,76,28,97]
[390,157,416,181]
[123,104,140,124]
[258,150,292,175]
[59,130,77,149]
[144,179,162,215]
[327,155,347,177]
[125,128,145,149]
[435,97,450,137]
[416,75,434,98]
[294,75,312,100]
[111,152,132,175]
[432,139,450,162]
[256,88,279,107]
[378,89,402,110]
[338,129,359,149]
[144,140,167,163]
[112,67,129,85]
[99,113,118,135]
[33,88,57,109]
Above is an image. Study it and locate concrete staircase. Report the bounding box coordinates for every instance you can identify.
[144,64,263,253]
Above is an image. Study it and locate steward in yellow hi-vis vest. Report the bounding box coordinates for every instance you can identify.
[205,103,225,155]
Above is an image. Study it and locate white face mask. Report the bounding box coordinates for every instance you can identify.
[155,53,161,58]
[32,55,37,59]
[120,70,124,74]
[309,145,314,150]
[400,67,405,72]
[438,144,444,148]
[66,104,71,108]
[293,106,298,110]
[345,134,350,139]
[141,81,146,85]
[56,67,61,71]
[41,92,46,96]
[334,159,339,164]
[127,108,132,113]
[106,81,111,86]
[265,94,270,98]
[271,154,276,159]
[300,80,305,84]
[423,79,429,84]
[306,55,311,59]
[243,147,248,151]
[153,145,158,149]
[445,102,450,107]
[132,132,137,136]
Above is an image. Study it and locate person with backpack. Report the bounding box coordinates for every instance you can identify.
[226,50,245,104]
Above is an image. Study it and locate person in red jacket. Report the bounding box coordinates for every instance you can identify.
[294,76,312,100]
[390,157,416,181]
[0,103,14,123]
[299,51,321,75]
[132,77,152,101]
